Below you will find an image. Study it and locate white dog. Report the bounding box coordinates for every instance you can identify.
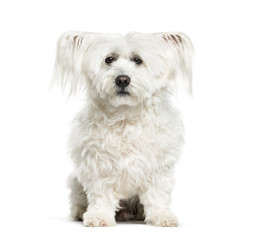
[53,31,193,227]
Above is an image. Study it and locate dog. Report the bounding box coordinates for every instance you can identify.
[53,31,193,227]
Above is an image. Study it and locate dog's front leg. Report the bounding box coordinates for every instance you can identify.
[82,185,119,227]
[139,178,179,227]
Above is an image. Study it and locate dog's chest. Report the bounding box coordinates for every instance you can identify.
[100,119,157,194]
[103,117,165,165]
[82,111,174,170]
[104,118,157,154]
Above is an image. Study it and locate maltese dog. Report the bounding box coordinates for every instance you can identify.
[53,31,193,227]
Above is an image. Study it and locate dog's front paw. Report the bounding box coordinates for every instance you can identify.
[146,210,179,227]
[83,212,116,227]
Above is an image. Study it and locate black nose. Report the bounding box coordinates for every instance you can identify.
[115,75,131,88]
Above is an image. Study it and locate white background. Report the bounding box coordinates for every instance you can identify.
[0,0,254,239]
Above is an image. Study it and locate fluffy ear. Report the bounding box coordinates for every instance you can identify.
[52,31,94,96]
[154,32,194,93]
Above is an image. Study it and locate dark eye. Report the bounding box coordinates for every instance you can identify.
[133,57,142,65]
[105,57,114,64]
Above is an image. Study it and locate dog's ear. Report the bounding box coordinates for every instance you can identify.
[154,32,194,94]
[52,31,95,96]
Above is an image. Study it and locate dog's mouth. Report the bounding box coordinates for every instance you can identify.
[116,90,130,96]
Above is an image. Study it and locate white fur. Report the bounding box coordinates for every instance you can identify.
[53,31,193,227]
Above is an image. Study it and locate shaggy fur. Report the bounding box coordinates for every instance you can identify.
[53,31,193,227]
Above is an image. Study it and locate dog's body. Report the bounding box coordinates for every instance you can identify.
[54,31,193,227]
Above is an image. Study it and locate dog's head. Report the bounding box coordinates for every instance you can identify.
[53,31,193,107]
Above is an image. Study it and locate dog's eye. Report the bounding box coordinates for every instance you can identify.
[133,57,142,65]
[105,57,114,64]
